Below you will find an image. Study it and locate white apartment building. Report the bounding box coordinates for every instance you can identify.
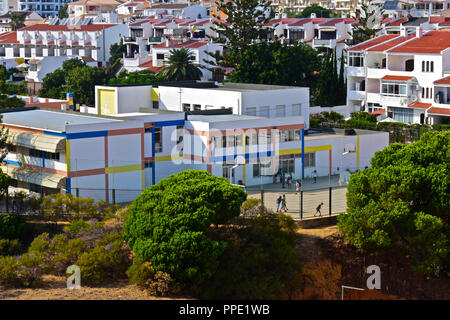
[0,23,128,64]
[347,27,450,124]
[18,0,75,18]
[94,81,311,128]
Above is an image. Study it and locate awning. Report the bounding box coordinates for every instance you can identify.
[1,165,66,189]
[7,130,65,153]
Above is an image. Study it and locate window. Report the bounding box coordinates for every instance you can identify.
[423,60,434,73]
[388,107,414,123]
[193,104,201,111]
[154,127,162,153]
[145,127,152,133]
[381,81,407,96]
[156,53,164,60]
[29,149,59,161]
[260,106,269,117]
[304,152,315,167]
[253,162,272,177]
[276,105,286,117]
[245,107,256,116]
[422,61,425,72]
[152,100,159,109]
[144,161,152,168]
[349,52,364,67]
[182,103,190,111]
[279,155,295,174]
[176,125,183,151]
[279,130,301,142]
[292,104,301,116]
[431,61,434,72]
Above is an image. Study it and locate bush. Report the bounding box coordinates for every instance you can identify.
[146,271,178,297]
[126,256,155,286]
[76,232,131,285]
[123,170,247,287]
[350,111,377,123]
[0,239,21,256]
[0,253,43,288]
[0,214,27,239]
[198,213,302,299]
[0,256,19,286]
[63,219,92,235]
[240,198,271,218]
[344,119,377,130]
[309,117,322,128]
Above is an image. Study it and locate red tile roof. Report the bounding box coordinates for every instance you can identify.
[348,34,398,51]
[429,17,447,24]
[388,30,450,54]
[408,102,431,109]
[0,31,18,44]
[370,109,385,115]
[381,75,414,81]
[288,18,311,27]
[386,18,408,26]
[319,18,349,27]
[366,35,414,52]
[138,60,165,73]
[264,18,297,26]
[130,18,161,27]
[19,24,116,32]
[427,107,450,115]
[434,76,450,85]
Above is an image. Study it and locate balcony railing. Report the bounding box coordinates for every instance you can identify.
[123,36,136,43]
[148,37,162,43]
[312,39,337,48]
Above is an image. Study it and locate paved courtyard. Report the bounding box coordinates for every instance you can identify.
[245,175,348,219]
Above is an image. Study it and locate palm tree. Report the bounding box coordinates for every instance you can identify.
[160,48,203,81]
[10,13,25,31]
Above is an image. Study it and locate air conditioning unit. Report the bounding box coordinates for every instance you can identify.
[410,95,418,102]
[400,98,406,105]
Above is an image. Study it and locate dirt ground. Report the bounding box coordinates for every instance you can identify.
[0,274,187,300]
[294,224,450,300]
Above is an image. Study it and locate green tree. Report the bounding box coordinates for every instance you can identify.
[337,51,346,105]
[58,3,69,19]
[298,4,333,18]
[0,94,25,109]
[123,170,247,287]
[316,50,333,107]
[108,69,163,85]
[351,0,384,44]
[160,48,203,81]
[350,111,377,122]
[338,131,450,277]
[38,69,66,100]
[9,13,25,31]
[204,0,274,75]
[227,41,321,89]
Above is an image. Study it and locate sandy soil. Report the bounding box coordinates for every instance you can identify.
[0,275,188,300]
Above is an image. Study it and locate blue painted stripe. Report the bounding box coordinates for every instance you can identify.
[151,127,155,185]
[210,151,273,163]
[66,131,108,140]
[44,131,67,138]
[3,159,21,166]
[301,128,305,180]
[154,119,185,127]
[66,177,71,194]
[42,151,46,168]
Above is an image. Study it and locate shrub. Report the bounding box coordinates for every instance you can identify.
[350,111,377,123]
[309,117,322,128]
[123,170,247,287]
[0,239,21,256]
[0,256,19,286]
[63,219,92,235]
[126,256,155,286]
[240,198,271,218]
[146,271,178,297]
[0,214,27,239]
[76,232,131,285]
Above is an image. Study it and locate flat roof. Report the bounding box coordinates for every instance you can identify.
[187,114,263,123]
[1,109,123,132]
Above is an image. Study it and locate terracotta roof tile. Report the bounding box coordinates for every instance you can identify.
[427,107,450,115]
[388,30,450,54]
[381,75,414,81]
[408,102,431,109]
[434,76,450,85]
[348,34,399,51]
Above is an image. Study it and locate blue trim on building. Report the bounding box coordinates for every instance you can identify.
[151,127,155,185]
[42,151,46,168]
[154,119,185,127]
[301,128,305,180]
[66,178,71,195]
[43,131,67,138]
[211,151,273,164]
[66,131,108,140]
[3,159,21,167]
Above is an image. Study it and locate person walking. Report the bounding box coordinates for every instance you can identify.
[313,170,318,183]
[276,196,282,212]
[295,179,301,194]
[280,194,288,212]
[314,202,324,217]
[282,172,286,188]
[287,173,292,189]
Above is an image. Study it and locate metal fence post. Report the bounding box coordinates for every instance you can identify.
[329,187,332,216]
[112,189,116,205]
[76,188,79,198]
[300,190,303,220]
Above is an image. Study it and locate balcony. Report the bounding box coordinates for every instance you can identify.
[366,92,381,104]
[347,66,366,77]
[148,37,162,44]
[347,90,365,101]
[123,36,136,43]
[312,39,336,48]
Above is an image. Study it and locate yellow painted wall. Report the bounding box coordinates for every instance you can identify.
[151,88,159,101]
[98,89,116,115]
